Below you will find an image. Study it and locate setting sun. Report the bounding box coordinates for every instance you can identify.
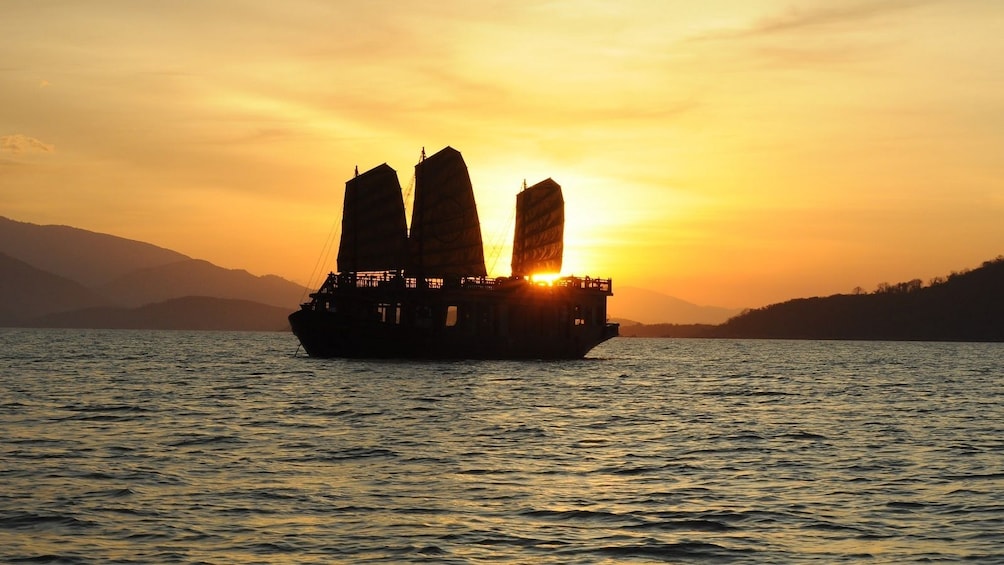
[529,273,562,285]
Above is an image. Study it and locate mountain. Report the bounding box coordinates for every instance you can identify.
[1,217,308,331]
[0,253,110,324]
[618,323,717,338]
[0,216,190,286]
[25,296,292,331]
[709,257,1004,341]
[608,286,742,324]
[97,259,307,309]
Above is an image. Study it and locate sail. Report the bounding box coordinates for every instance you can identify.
[408,146,487,277]
[511,178,563,277]
[336,163,408,273]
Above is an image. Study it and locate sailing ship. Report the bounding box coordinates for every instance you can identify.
[289,146,618,359]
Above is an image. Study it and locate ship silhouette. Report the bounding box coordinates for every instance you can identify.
[289,146,618,358]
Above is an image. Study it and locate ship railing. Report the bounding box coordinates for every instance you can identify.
[318,271,612,293]
[314,272,398,291]
[553,276,613,293]
[322,272,482,291]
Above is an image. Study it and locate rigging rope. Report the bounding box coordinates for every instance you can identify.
[486,201,516,277]
[299,215,340,303]
[402,172,415,232]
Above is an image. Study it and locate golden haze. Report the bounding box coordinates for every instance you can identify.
[2,2,1002,308]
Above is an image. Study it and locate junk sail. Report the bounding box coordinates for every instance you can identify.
[334,148,563,278]
[511,178,564,277]
[336,163,408,273]
[408,146,487,277]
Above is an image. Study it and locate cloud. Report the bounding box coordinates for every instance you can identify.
[1,134,55,154]
[744,1,932,36]
[692,0,938,41]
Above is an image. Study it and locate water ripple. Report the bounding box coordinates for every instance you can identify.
[1,330,1002,563]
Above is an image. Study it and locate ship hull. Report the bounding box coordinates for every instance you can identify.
[289,275,618,360]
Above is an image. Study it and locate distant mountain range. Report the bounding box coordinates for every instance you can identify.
[25,296,291,331]
[1,216,307,330]
[0,216,189,286]
[0,251,108,321]
[96,259,304,308]
[608,286,741,325]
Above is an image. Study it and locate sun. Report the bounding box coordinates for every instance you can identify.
[530,273,562,285]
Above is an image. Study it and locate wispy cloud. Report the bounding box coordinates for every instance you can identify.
[1,134,55,154]
[693,0,938,41]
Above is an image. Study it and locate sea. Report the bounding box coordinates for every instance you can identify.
[1,329,1002,564]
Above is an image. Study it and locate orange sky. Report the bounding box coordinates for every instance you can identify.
[3,1,1002,308]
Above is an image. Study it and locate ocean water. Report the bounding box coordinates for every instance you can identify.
[1,329,1002,564]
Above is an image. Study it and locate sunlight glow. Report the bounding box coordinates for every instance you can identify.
[530,273,561,285]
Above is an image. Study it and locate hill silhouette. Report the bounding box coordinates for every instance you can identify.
[619,323,718,338]
[710,257,1004,341]
[25,296,291,331]
[0,216,189,286]
[0,253,110,324]
[620,257,1004,341]
[609,286,741,324]
[1,217,308,331]
[97,259,306,308]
